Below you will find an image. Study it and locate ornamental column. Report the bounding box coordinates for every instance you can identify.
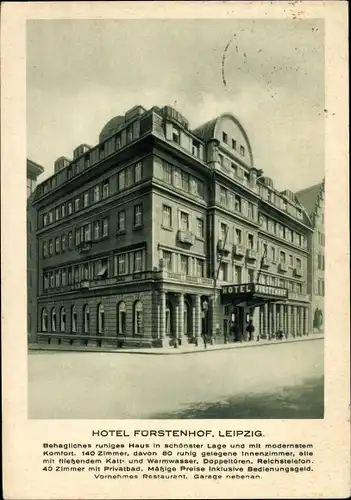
[272,303,276,336]
[160,291,166,340]
[304,307,309,335]
[286,305,291,337]
[299,307,304,336]
[178,293,184,343]
[195,295,201,343]
[263,303,269,338]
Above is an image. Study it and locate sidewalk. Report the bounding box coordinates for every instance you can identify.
[28,333,324,356]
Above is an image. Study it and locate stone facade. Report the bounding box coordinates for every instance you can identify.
[32,105,313,348]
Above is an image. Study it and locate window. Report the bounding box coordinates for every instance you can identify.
[181,171,190,192]
[83,263,89,280]
[97,304,104,334]
[196,259,204,277]
[134,251,142,272]
[71,306,77,333]
[296,258,301,269]
[55,207,60,221]
[68,231,73,249]
[118,170,125,191]
[93,185,100,203]
[43,214,48,226]
[163,162,172,184]
[83,305,90,334]
[234,195,241,212]
[83,192,89,207]
[296,283,302,294]
[218,263,228,281]
[248,202,254,219]
[42,242,48,258]
[232,139,237,150]
[61,204,66,218]
[248,268,255,283]
[180,211,189,231]
[61,234,66,252]
[279,278,285,288]
[289,254,293,267]
[75,197,80,212]
[41,308,48,332]
[134,301,143,336]
[55,270,60,287]
[62,269,67,286]
[117,211,125,232]
[222,132,228,143]
[196,218,204,238]
[240,145,245,156]
[162,251,172,271]
[68,201,73,215]
[84,224,91,242]
[117,254,126,274]
[180,255,189,275]
[43,273,49,289]
[280,251,286,263]
[172,126,180,144]
[192,140,200,157]
[235,228,242,244]
[49,211,53,224]
[134,204,143,226]
[94,221,100,240]
[49,239,53,256]
[60,307,66,332]
[162,205,172,228]
[102,218,109,237]
[174,167,181,187]
[50,272,54,288]
[271,246,276,262]
[220,187,227,206]
[248,234,254,250]
[51,308,57,332]
[135,162,142,182]
[220,222,228,242]
[117,302,126,335]
[75,229,81,246]
[102,181,109,198]
[317,254,321,270]
[55,237,60,254]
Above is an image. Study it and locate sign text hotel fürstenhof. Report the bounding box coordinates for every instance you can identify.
[221,283,289,299]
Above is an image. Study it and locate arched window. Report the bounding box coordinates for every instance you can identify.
[134,301,143,336]
[51,308,57,332]
[71,306,77,333]
[41,308,48,332]
[117,301,126,335]
[97,304,104,334]
[60,307,66,332]
[83,305,90,334]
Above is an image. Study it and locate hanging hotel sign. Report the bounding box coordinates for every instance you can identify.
[222,283,288,299]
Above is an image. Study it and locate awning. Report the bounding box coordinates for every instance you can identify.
[97,265,108,277]
[221,283,288,306]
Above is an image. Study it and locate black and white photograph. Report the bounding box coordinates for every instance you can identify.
[26,18,326,420]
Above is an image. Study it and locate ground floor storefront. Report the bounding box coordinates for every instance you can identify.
[36,280,311,348]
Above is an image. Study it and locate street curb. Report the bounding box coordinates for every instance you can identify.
[28,335,324,356]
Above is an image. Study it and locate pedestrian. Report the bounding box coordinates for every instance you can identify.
[233,322,240,343]
[246,319,255,341]
[203,334,207,349]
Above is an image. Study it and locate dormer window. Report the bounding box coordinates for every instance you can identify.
[232,139,237,150]
[240,145,245,156]
[192,140,200,157]
[172,126,180,144]
[222,132,228,144]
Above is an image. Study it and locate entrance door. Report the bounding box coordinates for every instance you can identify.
[233,306,245,340]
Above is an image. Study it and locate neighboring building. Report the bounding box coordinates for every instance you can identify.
[27,159,44,342]
[296,181,325,333]
[32,105,313,348]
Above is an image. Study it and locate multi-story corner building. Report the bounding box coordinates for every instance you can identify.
[296,181,325,333]
[32,105,313,348]
[27,159,44,342]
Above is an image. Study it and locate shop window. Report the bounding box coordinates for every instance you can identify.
[117,302,126,335]
[41,308,48,332]
[71,306,77,333]
[60,307,66,332]
[97,304,104,335]
[51,308,57,332]
[134,301,143,336]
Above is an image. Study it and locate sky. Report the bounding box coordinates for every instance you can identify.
[27,19,325,192]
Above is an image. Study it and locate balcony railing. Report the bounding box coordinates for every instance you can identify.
[294,268,303,277]
[278,262,288,273]
[246,249,258,261]
[159,270,214,286]
[177,230,195,246]
[217,239,231,254]
[232,244,246,257]
[76,241,92,253]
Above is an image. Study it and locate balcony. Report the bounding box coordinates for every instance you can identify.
[294,267,303,277]
[177,230,195,246]
[246,249,258,261]
[159,270,214,286]
[278,262,288,273]
[217,239,231,254]
[232,244,246,258]
[76,241,92,253]
[261,257,270,268]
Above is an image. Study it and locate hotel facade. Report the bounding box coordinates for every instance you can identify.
[33,105,313,348]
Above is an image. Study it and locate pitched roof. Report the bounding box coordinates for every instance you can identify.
[295,182,324,216]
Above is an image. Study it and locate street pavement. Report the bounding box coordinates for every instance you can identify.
[28,336,324,419]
